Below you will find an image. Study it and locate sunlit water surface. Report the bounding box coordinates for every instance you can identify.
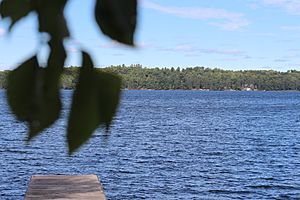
[1,90,300,199]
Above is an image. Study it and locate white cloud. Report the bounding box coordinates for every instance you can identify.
[65,39,81,53]
[174,44,195,52]
[218,58,240,62]
[112,53,125,56]
[0,28,6,37]
[98,41,149,49]
[247,3,259,10]
[281,25,300,31]
[99,41,120,49]
[288,48,300,52]
[274,58,289,62]
[156,43,248,58]
[254,32,276,37]
[67,46,78,53]
[262,0,300,15]
[200,48,244,56]
[142,0,250,30]
[136,41,151,49]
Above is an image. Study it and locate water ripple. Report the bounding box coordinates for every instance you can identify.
[0,90,300,199]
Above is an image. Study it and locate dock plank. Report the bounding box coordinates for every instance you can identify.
[25,175,106,200]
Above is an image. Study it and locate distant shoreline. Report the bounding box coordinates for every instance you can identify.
[0,88,299,92]
[122,89,299,92]
[0,66,300,91]
[63,88,299,92]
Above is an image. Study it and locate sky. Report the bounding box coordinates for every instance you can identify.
[1,0,300,71]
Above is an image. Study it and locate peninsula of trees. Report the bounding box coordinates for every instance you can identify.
[0,65,299,91]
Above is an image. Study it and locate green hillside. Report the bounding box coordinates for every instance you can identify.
[1,65,300,91]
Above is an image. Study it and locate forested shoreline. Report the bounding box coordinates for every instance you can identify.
[0,65,300,91]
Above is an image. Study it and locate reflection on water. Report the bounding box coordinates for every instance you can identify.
[1,90,300,199]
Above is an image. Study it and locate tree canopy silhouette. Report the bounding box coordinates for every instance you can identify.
[0,0,137,154]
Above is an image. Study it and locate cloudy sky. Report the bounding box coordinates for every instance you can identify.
[1,0,300,71]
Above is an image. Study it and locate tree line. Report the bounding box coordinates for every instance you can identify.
[0,65,300,91]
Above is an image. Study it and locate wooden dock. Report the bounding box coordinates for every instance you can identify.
[24,175,106,200]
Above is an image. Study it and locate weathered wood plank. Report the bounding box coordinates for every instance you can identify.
[25,175,106,200]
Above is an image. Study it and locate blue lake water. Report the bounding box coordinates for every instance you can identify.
[1,90,300,199]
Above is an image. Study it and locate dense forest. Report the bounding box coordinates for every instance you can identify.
[0,65,300,91]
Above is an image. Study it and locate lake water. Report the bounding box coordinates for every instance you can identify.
[1,90,300,199]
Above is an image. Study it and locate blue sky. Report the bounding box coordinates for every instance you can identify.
[1,0,300,71]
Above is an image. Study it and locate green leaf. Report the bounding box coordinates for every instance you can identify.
[67,52,99,154]
[32,0,69,40]
[0,0,32,30]
[28,39,66,139]
[7,53,63,140]
[7,56,40,122]
[0,0,69,39]
[96,71,122,130]
[67,51,121,154]
[95,0,137,45]
[46,39,66,73]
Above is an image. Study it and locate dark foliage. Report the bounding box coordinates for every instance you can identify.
[1,66,300,91]
[0,0,137,154]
